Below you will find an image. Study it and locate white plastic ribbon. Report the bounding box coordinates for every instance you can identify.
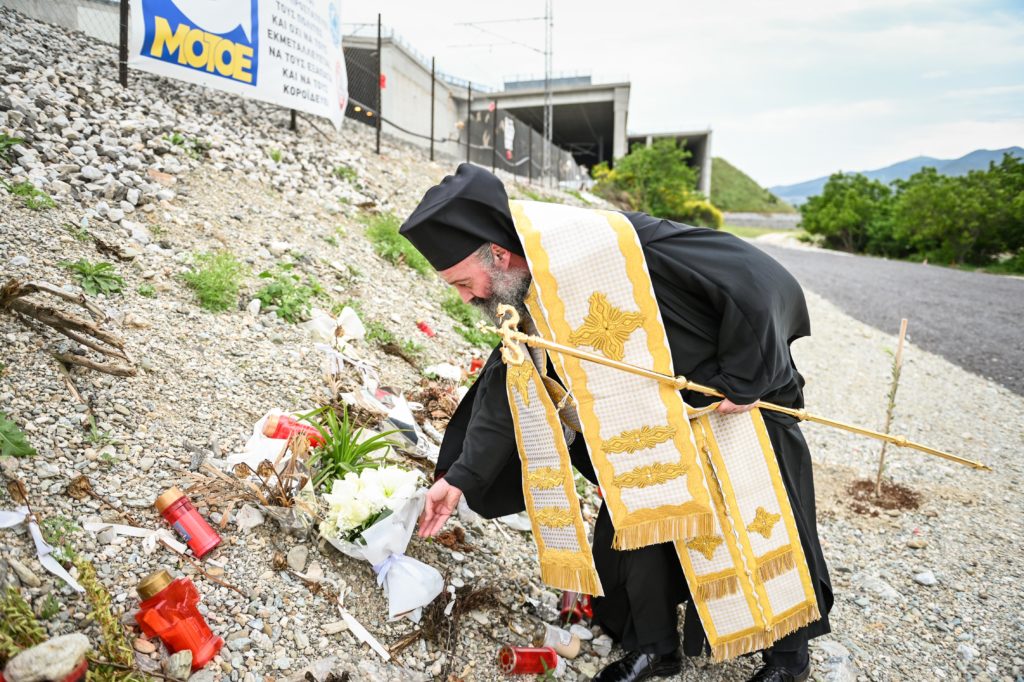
[314,343,349,376]
[82,521,226,568]
[0,507,84,592]
[326,490,443,623]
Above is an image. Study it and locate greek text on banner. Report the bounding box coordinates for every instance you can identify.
[129,0,348,128]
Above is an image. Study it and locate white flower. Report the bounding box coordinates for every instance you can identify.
[376,466,421,508]
[355,467,388,509]
[317,466,421,539]
[320,472,380,537]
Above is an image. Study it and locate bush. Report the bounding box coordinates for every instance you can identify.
[256,264,324,323]
[183,251,248,312]
[0,412,36,457]
[677,199,723,229]
[800,173,893,252]
[3,180,55,210]
[593,139,718,226]
[799,153,1024,269]
[364,212,432,275]
[364,320,394,345]
[63,259,124,296]
[333,164,358,183]
[0,134,26,162]
[301,406,396,489]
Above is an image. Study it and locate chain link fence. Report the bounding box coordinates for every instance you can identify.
[1,0,121,44]
[465,108,585,187]
[2,1,587,185]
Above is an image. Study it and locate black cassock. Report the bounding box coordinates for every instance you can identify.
[435,213,834,656]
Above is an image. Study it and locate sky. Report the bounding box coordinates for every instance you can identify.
[346,0,1024,187]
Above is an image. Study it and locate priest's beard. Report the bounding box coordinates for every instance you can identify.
[471,252,533,326]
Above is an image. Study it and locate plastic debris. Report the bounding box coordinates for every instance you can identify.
[423,362,462,381]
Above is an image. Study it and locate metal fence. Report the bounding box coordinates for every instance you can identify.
[466,107,585,186]
[1,1,587,185]
[343,18,584,186]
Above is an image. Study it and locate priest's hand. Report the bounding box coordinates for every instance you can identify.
[716,398,758,414]
[418,478,463,538]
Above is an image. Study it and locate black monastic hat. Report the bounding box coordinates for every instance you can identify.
[399,164,524,271]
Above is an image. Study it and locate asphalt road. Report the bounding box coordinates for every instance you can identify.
[756,243,1024,396]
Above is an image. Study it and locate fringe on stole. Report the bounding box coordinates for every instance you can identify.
[695,574,740,601]
[710,602,822,662]
[757,549,796,583]
[540,561,603,597]
[612,512,715,551]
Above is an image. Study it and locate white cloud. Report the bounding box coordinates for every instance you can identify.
[942,84,1024,99]
[346,0,1024,184]
[881,117,1024,160]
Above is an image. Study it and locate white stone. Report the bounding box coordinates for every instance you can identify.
[913,571,938,587]
[957,643,978,662]
[4,634,91,682]
[80,165,103,181]
[234,504,265,531]
[592,634,613,657]
[322,621,348,635]
[286,544,309,572]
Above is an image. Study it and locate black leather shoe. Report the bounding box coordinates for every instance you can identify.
[746,661,811,682]
[592,649,682,681]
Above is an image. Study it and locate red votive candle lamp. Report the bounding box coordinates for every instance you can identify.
[498,646,563,675]
[262,414,324,447]
[416,319,436,337]
[155,487,221,558]
[558,591,593,624]
[135,569,223,670]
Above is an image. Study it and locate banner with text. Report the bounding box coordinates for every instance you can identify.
[129,0,348,128]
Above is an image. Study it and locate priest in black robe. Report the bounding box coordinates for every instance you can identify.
[401,164,833,682]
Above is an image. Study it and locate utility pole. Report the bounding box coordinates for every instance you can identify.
[430,57,436,161]
[528,126,533,184]
[375,13,382,155]
[466,82,472,164]
[118,0,129,87]
[454,10,554,181]
[542,0,553,186]
[491,102,498,173]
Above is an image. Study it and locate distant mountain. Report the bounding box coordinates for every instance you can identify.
[711,157,796,213]
[769,147,1024,206]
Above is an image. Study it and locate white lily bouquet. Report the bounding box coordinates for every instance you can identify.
[320,466,443,622]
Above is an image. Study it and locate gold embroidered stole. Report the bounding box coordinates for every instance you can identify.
[505,200,820,660]
[505,339,603,596]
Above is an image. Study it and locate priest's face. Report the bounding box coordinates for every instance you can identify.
[440,243,532,323]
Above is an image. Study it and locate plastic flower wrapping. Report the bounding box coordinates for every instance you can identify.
[319,465,443,622]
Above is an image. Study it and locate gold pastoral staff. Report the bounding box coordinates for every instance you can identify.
[482,306,990,471]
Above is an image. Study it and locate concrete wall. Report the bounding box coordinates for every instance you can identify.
[378,39,464,159]
[0,0,119,43]
[613,85,629,160]
[345,35,468,160]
